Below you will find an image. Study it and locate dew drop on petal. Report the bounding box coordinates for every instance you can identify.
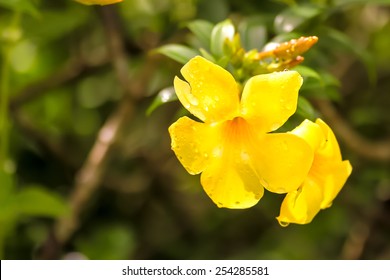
[212,147,222,158]
[187,94,199,106]
[241,151,250,162]
[279,221,290,227]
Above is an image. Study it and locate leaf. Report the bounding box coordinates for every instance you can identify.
[187,20,214,49]
[146,86,177,116]
[294,65,322,81]
[75,224,136,260]
[0,0,39,17]
[296,96,316,119]
[238,17,268,51]
[274,4,323,34]
[199,48,216,63]
[22,5,90,44]
[323,27,376,85]
[210,19,235,58]
[0,169,14,201]
[154,44,199,64]
[15,186,69,217]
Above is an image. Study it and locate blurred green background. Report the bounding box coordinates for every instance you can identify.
[0,0,390,260]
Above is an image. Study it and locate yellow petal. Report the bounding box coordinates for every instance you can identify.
[175,56,240,123]
[75,0,122,5]
[320,160,352,209]
[199,117,264,209]
[277,177,323,226]
[290,119,324,152]
[200,150,264,209]
[254,133,313,193]
[169,116,219,175]
[315,118,342,160]
[240,71,303,133]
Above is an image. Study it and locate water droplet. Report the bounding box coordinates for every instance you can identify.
[203,153,209,158]
[279,221,290,227]
[281,141,288,151]
[184,104,190,109]
[187,94,199,106]
[241,151,250,161]
[212,148,222,158]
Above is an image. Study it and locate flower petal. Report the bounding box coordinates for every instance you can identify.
[175,56,240,123]
[254,133,313,193]
[290,119,324,151]
[315,118,342,161]
[240,71,303,132]
[199,117,264,209]
[169,116,219,175]
[277,177,324,226]
[201,154,264,209]
[320,160,352,209]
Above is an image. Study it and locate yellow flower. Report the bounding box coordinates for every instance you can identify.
[75,0,122,5]
[277,119,352,225]
[169,56,313,209]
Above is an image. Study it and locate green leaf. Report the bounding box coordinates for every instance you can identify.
[238,17,268,51]
[146,86,177,116]
[294,65,322,81]
[296,96,316,119]
[210,19,235,58]
[15,186,69,217]
[323,27,376,85]
[154,44,199,64]
[274,4,322,34]
[0,0,39,17]
[199,48,216,62]
[187,20,214,49]
[0,169,14,201]
[75,224,136,260]
[22,5,90,44]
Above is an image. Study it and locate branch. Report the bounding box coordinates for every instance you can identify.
[313,98,390,162]
[54,5,155,245]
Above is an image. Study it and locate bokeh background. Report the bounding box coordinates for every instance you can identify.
[1,0,390,260]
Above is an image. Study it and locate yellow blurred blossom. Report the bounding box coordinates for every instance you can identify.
[75,0,122,6]
[169,56,313,209]
[277,119,352,225]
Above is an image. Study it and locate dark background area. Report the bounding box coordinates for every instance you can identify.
[0,0,389,260]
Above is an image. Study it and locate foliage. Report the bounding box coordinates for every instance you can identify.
[0,0,389,260]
